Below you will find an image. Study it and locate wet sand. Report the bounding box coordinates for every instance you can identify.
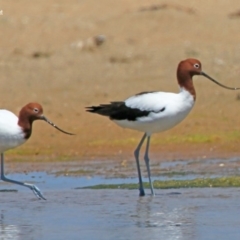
[3,157,240,179]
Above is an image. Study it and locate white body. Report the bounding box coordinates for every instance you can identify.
[0,110,26,153]
[114,88,195,135]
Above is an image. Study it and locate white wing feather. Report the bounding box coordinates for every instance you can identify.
[125,92,179,112]
[115,89,195,134]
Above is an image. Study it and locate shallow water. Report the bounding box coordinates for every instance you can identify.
[0,173,240,240]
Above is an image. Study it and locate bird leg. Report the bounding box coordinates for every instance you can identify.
[144,136,155,196]
[0,153,46,200]
[134,133,147,196]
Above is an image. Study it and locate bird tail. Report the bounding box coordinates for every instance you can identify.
[86,102,125,117]
[86,104,113,117]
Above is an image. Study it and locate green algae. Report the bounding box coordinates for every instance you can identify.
[0,189,18,192]
[80,176,240,190]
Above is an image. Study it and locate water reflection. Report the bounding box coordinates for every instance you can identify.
[133,195,195,240]
[0,211,20,240]
[0,179,239,240]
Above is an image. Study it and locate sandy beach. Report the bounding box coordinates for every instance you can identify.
[1,0,240,166]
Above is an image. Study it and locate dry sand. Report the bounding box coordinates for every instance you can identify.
[1,0,240,166]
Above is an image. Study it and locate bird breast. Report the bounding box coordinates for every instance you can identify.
[0,110,26,152]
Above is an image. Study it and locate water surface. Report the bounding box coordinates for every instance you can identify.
[0,172,240,240]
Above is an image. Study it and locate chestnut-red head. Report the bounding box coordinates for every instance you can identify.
[177,58,240,99]
[18,102,74,139]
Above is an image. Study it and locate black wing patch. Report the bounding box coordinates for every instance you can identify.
[86,102,166,121]
[135,91,155,96]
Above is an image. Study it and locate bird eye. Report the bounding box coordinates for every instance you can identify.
[194,63,200,68]
[33,108,39,113]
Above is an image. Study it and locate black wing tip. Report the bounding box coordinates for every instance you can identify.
[85,103,118,117]
[135,91,155,96]
[85,106,100,113]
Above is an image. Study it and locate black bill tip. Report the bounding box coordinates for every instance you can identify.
[41,116,75,135]
[201,71,240,90]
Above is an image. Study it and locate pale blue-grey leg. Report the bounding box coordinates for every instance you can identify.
[144,136,155,196]
[134,133,147,196]
[0,153,46,200]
